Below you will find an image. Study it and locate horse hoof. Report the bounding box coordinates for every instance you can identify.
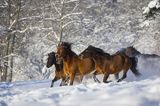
[117,79,122,82]
[103,80,111,83]
[97,80,101,83]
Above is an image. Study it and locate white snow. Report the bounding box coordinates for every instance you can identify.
[148,0,158,8]
[143,7,150,15]
[0,26,11,36]
[143,0,160,15]
[1,69,160,106]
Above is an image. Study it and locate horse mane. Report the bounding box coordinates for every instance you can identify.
[48,52,55,57]
[88,45,110,56]
[60,42,77,56]
[117,48,126,53]
[60,42,72,49]
[127,46,141,54]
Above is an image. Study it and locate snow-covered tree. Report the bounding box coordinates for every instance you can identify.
[143,0,160,19]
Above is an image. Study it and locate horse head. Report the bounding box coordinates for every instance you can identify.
[46,52,56,68]
[125,46,140,57]
[56,42,73,61]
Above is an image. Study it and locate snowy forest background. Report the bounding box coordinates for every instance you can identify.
[0,0,160,82]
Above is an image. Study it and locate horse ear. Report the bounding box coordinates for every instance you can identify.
[57,42,62,47]
[88,45,93,48]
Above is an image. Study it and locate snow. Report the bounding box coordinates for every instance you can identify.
[148,0,158,9]
[1,1,160,105]
[143,0,160,15]
[1,69,160,106]
[143,7,150,15]
[2,53,160,106]
[0,26,11,36]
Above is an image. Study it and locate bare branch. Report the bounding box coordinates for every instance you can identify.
[62,20,80,29]
[8,20,16,29]
[53,30,59,41]
[11,27,28,34]
[65,0,79,4]
[70,2,79,13]
[19,16,42,21]
[51,1,61,16]
[61,12,82,19]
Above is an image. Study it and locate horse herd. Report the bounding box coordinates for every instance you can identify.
[46,42,160,87]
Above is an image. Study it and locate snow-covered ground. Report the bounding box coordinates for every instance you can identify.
[1,55,160,106]
[0,72,160,106]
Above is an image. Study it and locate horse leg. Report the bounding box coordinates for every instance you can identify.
[103,73,110,83]
[69,73,75,85]
[117,72,127,82]
[93,71,100,83]
[64,76,70,85]
[79,75,83,83]
[60,77,69,86]
[50,77,59,87]
[114,73,119,80]
[60,78,65,86]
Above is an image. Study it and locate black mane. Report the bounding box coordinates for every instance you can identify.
[88,45,110,56]
[59,42,72,50]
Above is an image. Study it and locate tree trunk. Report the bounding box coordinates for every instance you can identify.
[3,0,12,82]
[8,0,21,82]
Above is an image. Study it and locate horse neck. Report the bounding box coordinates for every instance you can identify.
[91,53,101,62]
[54,63,63,71]
[129,48,141,56]
[63,50,77,63]
[134,50,141,55]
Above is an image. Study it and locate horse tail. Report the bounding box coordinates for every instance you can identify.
[130,57,141,77]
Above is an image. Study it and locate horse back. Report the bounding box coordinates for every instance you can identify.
[110,54,126,70]
[77,57,95,75]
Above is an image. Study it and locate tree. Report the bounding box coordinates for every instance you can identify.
[143,0,160,19]
[49,0,82,42]
[0,0,22,82]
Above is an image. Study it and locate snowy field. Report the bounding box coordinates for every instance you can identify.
[1,55,160,106]
[0,72,160,106]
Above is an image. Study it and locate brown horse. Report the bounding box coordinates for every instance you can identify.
[80,45,141,83]
[56,42,98,85]
[46,52,68,87]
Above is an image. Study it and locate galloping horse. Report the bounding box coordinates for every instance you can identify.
[122,46,160,79]
[80,45,141,83]
[56,42,98,85]
[46,52,67,87]
[123,46,160,58]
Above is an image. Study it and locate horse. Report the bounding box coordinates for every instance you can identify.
[123,46,160,58]
[121,46,160,79]
[46,52,68,87]
[56,42,99,85]
[80,45,141,83]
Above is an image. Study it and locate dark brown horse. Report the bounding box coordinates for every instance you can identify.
[80,45,141,83]
[56,42,98,85]
[123,46,160,58]
[46,52,68,87]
